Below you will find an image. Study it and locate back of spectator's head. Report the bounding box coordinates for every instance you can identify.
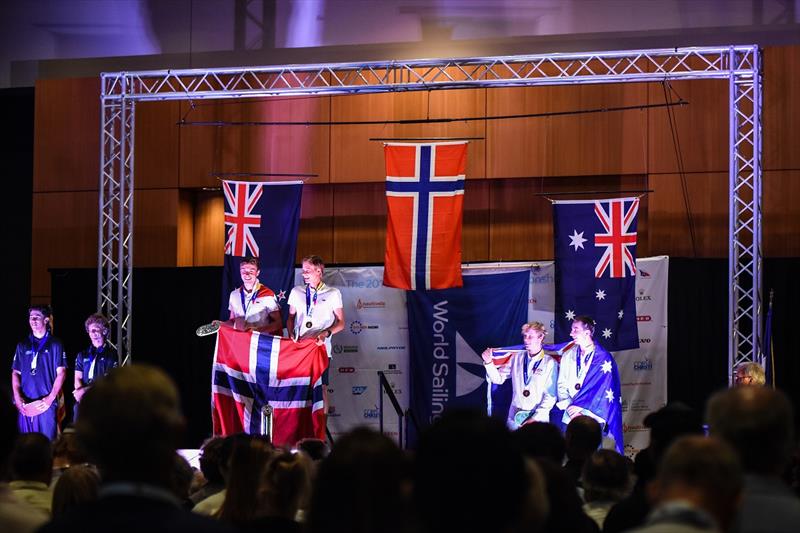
[10,433,53,484]
[415,409,528,533]
[644,402,704,459]
[51,464,100,517]
[653,435,742,532]
[706,385,794,475]
[76,364,186,486]
[535,457,596,533]
[309,427,411,533]
[733,362,766,387]
[582,449,631,503]
[259,449,312,519]
[52,428,87,468]
[198,436,226,485]
[296,437,329,462]
[170,452,194,502]
[565,415,602,460]
[216,434,274,525]
[513,421,566,464]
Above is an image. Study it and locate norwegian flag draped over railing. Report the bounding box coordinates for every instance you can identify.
[212,325,328,446]
[220,180,302,320]
[553,198,640,352]
[383,142,467,290]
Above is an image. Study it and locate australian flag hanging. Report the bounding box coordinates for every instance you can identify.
[553,198,640,352]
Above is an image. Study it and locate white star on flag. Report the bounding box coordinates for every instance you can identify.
[568,230,587,251]
[601,360,612,374]
[276,290,287,301]
[595,289,606,300]
[565,310,576,321]
[602,328,612,339]
[618,309,624,319]
[605,388,615,402]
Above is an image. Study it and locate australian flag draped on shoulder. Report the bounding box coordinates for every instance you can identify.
[220,180,302,320]
[383,142,467,290]
[554,198,640,352]
[407,271,528,436]
[212,325,328,446]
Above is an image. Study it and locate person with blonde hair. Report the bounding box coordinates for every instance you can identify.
[481,321,558,429]
[732,362,766,387]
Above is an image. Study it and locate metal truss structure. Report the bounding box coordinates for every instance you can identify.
[100,45,762,377]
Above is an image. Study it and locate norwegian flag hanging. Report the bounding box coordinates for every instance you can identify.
[553,198,640,352]
[383,142,468,290]
[220,181,302,321]
[212,325,328,446]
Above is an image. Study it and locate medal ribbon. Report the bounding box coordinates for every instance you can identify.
[30,332,49,375]
[523,350,543,387]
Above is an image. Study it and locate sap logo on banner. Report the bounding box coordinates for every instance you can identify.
[639,269,651,278]
[363,408,380,419]
[345,279,382,289]
[356,299,386,310]
[338,367,356,374]
[637,315,652,322]
[633,358,653,371]
[350,321,379,335]
[352,386,368,395]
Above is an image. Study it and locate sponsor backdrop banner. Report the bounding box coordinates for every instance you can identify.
[303,256,667,455]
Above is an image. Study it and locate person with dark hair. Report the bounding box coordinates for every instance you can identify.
[39,364,233,533]
[73,313,117,419]
[51,464,100,518]
[11,305,67,440]
[482,321,558,429]
[563,415,603,488]
[512,421,566,464]
[287,255,344,413]
[554,315,623,453]
[308,427,412,533]
[706,386,800,532]
[534,457,600,533]
[0,389,49,532]
[581,449,631,529]
[628,436,742,533]
[190,437,226,506]
[226,257,282,334]
[214,434,274,526]
[9,432,54,515]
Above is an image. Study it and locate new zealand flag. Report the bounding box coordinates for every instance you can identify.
[554,198,639,351]
[220,181,302,321]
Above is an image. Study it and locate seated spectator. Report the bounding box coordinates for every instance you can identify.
[50,428,87,487]
[309,427,413,533]
[512,421,566,464]
[214,434,274,526]
[706,386,800,533]
[535,458,599,533]
[581,449,631,529]
[190,437,227,506]
[628,435,742,533]
[604,402,703,533]
[244,449,312,533]
[564,416,602,489]
[0,389,48,533]
[39,364,233,533]
[171,453,195,509]
[51,464,100,517]
[9,432,54,515]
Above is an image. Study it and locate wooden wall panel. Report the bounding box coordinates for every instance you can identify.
[192,191,225,266]
[331,183,386,263]
[178,97,330,188]
[647,79,727,174]
[296,185,334,262]
[31,191,99,301]
[764,170,800,257]
[33,77,100,192]
[647,172,728,257]
[132,189,178,266]
[764,45,800,171]
[135,101,181,189]
[463,180,490,262]
[177,190,195,266]
[487,83,648,178]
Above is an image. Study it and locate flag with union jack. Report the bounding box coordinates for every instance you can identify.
[553,198,640,351]
[212,325,328,446]
[383,142,467,290]
[220,181,302,320]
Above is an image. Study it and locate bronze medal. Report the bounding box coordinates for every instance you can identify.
[305,321,313,329]
[522,390,530,397]
[575,383,581,391]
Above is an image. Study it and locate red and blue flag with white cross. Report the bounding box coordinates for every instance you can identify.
[383,142,468,290]
[553,198,640,352]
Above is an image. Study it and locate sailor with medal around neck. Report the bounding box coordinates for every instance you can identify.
[226,256,283,335]
[481,321,558,430]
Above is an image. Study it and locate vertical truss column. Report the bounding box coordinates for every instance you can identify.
[99,76,135,365]
[728,46,762,382]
